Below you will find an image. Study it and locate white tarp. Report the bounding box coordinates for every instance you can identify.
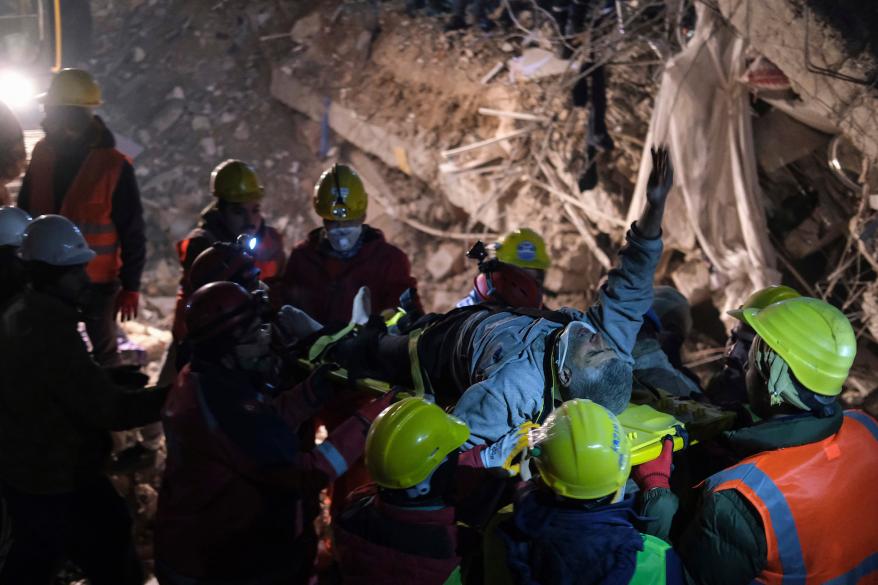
[626,5,780,319]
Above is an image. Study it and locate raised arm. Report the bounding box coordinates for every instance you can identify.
[586,147,673,358]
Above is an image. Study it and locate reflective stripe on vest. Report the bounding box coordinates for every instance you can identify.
[705,411,878,585]
[28,139,126,283]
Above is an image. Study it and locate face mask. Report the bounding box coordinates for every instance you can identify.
[326,225,362,253]
[234,324,276,373]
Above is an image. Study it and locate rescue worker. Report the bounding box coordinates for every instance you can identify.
[484,399,684,584]
[647,297,878,584]
[282,163,422,326]
[457,227,551,309]
[155,281,395,585]
[282,163,423,527]
[172,159,285,343]
[0,215,167,585]
[16,68,146,366]
[0,206,31,306]
[327,146,674,446]
[633,285,701,398]
[0,101,26,205]
[334,396,534,584]
[160,159,285,388]
[705,284,799,409]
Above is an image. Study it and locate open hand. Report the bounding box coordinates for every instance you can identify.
[646,146,674,207]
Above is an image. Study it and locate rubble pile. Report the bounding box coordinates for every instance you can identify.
[77,1,878,577]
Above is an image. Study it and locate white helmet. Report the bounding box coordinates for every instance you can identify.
[0,206,32,247]
[18,214,96,266]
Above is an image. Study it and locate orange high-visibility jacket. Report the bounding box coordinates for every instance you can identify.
[27,139,126,284]
[705,410,878,585]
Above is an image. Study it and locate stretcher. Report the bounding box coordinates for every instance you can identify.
[295,357,727,465]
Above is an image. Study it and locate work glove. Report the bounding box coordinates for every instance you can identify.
[276,305,324,346]
[631,436,674,492]
[114,290,139,322]
[480,422,539,476]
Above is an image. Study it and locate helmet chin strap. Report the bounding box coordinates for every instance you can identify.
[403,456,445,499]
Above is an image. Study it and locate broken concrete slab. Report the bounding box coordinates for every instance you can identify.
[754,109,832,173]
[717,0,878,162]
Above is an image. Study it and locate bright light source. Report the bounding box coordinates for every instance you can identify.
[248,237,258,251]
[0,70,36,110]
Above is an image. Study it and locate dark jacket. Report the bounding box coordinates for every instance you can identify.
[282,225,420,325]
[17,116,146,292]
[155,359,374,581]
[652,407,844,585]
[0,246,25,308]
[0,290,166,494]
[497,485,648,585]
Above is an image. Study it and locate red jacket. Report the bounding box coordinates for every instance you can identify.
[333,448,494,585]
[282,226,420,325]
[155,360,380,581]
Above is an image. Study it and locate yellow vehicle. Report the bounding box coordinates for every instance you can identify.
[0,0,91,113]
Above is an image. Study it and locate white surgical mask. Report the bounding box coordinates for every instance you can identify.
[326,225,362,253]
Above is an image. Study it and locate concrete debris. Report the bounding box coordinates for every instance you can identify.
[671,259,712,306]
[507,48,571,81]
[152,100,184,134]
[291,12,322,43]
[233,121,251,141]
[427,242,465,281]
[191,115,211,132]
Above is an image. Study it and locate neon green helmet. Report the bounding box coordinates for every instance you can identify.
[727,285,800,320]
[211,160,264,203]
[495,228,550,270]
[739,297,856,396]
[365,397,469,490]
[533,399,631,500]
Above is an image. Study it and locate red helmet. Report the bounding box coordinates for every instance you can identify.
[185,282,259,343]
[474,263,542,308]
[188,242,261,293]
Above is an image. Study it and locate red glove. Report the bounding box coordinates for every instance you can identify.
[114,290,139,322]
[631,437,674,492]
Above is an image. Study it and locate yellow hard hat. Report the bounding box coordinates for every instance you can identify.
[727,285,800,320]
[313,163,367,221]
[495,228,550,270]
[533,399,631,500]
[365,397,470,490]
[740,297,856,396]
[38,69,102,108]
[211,160,264,203]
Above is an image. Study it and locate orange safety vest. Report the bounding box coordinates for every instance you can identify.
[27,139,127,284]
[704,410,878,585]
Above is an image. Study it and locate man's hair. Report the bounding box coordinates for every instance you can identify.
[561,357,633,414]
